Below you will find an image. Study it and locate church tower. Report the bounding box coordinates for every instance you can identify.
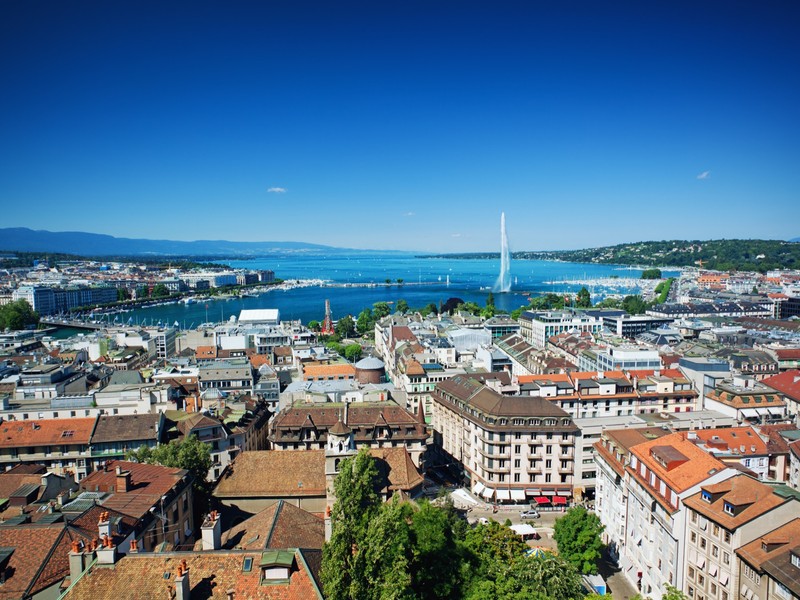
[324,405,356,540]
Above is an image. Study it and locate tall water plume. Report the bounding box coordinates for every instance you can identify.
[494,212,511,293]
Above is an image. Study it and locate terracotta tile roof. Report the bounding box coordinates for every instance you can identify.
[683,474,788,529]
[207,500,324,551]
[69,504,139,544]
[370,447,424,492]
[215,448,423,499]
[390,326,417,343]
[79,460,189,520]
[774,349,800,360]
[0,524,92,600]
[689,426,768,456]
[195,345,218,359]
[249,354,271,369]
[629,432,726,494]
[762,370,800,402]
[215,451,327,498]
[0,473,43,502]
[517,373,572,384]
[757,424,797,455]
[737,518,800,571]
[303,363,356,378]
[0,418,97,449]
[62,549,324,599]
[90,414,161,444]
[706,388,785,409]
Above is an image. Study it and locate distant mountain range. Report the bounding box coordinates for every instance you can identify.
[0,228,353,257]
[791,237,800,242]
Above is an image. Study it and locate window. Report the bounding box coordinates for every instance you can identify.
[691,532,697,544]
[688,566,695,579]
[723,552,729,565]
[700,537,706,549]
[722,502,734,515]
[712,545,718,558]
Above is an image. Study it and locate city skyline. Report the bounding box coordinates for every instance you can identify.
[1,1,799,253]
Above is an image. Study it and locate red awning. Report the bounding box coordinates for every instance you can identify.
[534,497,551,504]
[552,496,567,505]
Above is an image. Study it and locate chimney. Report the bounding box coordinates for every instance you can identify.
[201,510,221,551]
[116,469,132,493]
[226,590,235,600]
[129,538,139,553]
[175,561,190,600]
[98,511,112,538]
[95,534,118,565]
[344,401,349,426]
[68,540,86,583]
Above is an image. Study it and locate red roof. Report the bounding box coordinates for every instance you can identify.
[762,370,800,401]
[775,348,800,360]
[0,418,96,448]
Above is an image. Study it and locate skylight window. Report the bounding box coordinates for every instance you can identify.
[61,431,74,438]
[242,557,253,572]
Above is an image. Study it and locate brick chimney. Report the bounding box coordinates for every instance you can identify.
[129,538,139,553]
[95,534,118,565]
[200,510,221,551]
[175,561,190,600]
[68,540,87,583]
[98,511,112,538]
[116,466,132,493]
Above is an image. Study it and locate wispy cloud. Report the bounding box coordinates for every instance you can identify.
[696,171,710,180]
[403,211,415,217]
[451,233,462,238]
[267,187,287,193]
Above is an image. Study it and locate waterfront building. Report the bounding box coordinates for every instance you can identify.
[603,314,675,339]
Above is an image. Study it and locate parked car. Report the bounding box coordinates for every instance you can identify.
[520,509,540,519]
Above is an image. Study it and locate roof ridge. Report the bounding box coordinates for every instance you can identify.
[264,499,284,549]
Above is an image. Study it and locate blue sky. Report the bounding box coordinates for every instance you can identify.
[1,1,799,252]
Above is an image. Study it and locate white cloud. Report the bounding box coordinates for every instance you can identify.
[403,212,415,217]
[451,233,462,238]
[696,171,710,180]
[267,187,287,193]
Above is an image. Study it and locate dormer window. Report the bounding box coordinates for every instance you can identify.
[723,502,735,516]
[701,490,712,503]
[791,552,800,568]
[260,550,295,583]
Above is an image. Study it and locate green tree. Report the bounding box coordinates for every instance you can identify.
[335,315,356,338]
[622,294,648,315]
[458,301,483,316]
[575,287,592,308]
[151,283,170,298]
[356,308,374,335]
[396,299,409,314]
[135,285,149,299]
[595,297,622,309]
[117,288,131,302]
[409,501,463,598]
[128,434,212,493]
[308,320,321,331]
[396,278,404,285]
[641,268,662,279]
[662,586,689,600]
[553,506,605,574]
[373,302,391,320]
[0,300,39,330]
[420,303,438,317]
[321,448,382,600]
[344,343,363,362]
[486,291,495,309]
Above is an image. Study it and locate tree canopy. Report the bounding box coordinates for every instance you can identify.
[127,435,212,492]
[335,315,356,338]
[322,453,588,599]
[0,300,39,330]
[553,506,605,574]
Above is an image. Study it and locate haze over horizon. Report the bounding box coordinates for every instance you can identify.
[2,1,799,253]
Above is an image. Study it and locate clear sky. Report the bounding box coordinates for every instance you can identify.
[1,1,799,253]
